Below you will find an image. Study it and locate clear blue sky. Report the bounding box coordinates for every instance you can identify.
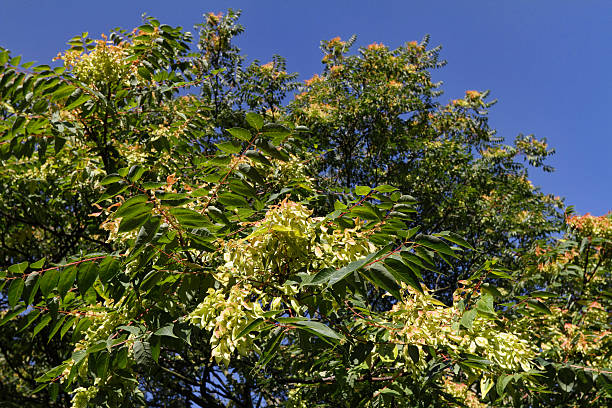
[1,1,610,215]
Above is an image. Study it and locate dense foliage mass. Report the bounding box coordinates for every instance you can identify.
[0,11,609,407]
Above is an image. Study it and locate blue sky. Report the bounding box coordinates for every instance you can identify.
[1,1,610,215]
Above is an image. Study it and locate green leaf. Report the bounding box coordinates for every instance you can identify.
[374,184,398,193]
[355,186,371,196]
[8,261,28,274]
[262,123,291,143]
[154,324,178,338]
[10,55,22,66]
[134,340,155,370]
[361,263,401,299]
[245,149,272,166]
[72,349,87,364]
[118,206,151,233]
[530,290,559,298]
[216,141,243,154]
[481,283,502,298]
[228,179,256,199]
[100,174,122,185]
[39,269,59,297]
[51,84,76,101]
[127,165,145,182]
[293,320,344,341]
[401,251,435,273]
[114,195,149,218]
[398,194,417,203]
[246,112,264,130]
[98,257,119,283]
[384,258,423,294]
[351,205,380,221]
[115,346,128,369]
[433,231,474,250]
[170,208,210,229]
[460,309,477,330]
[35,363,67,383]
[558,366,575,392]
[307,268,336,286]
[416,235,459,258]
[0,306,26,327]
[476,294,495,316]
[227,127,252,141]
[8,278,25,307]
[134,216,161,249]
[258,330,284,368]
[138,66,152,80]
[217,192,249,208]
[256,139,287,161]
[57,266,77,300]
[99,181,129,201]
[237,163,265,185]
[77,262,98,295]
[407,344,420,364]
[236,318,265,339]
[496,374,513,396]
[48,314,67,342]
[138,24,155,33]
[32,314,52,337]
[61,316,78,339]
[30,258,46,269]
[23,272,40,305]
[65,93,90,110]
[18,309,40,333]
[526,299,552,315]
[327,253,377,286]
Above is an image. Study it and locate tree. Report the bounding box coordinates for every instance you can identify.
[0,12,609,408]
[289,36,563,302]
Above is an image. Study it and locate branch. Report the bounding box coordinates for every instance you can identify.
[276,371,409,385]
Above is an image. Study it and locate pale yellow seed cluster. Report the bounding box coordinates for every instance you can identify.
[389,289,534,372]
[189,200,377,366]
[70,386,98,408]
[441,377,486,408]
[63,40,136,88]
[188,285,259,366]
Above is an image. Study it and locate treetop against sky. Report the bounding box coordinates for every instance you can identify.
[1,1,611,215]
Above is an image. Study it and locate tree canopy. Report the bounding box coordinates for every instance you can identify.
[0,11,610,408]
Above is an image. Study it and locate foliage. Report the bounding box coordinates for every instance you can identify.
[0,11,609,408]
[289,36,563,302]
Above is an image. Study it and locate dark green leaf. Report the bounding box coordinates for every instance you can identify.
[236,318,265,339]
[384,258,423,294]
[170,208,210,229]
[39,269,59,297]
[407,344,420,364]
[8,278,24,307]
[33,314,52,337]
[57,266,77,300]
[294,320,344,341]
[361,263,401,299]
[258,330,284,368]
[77,262,98,295]
[134,340,155,370]
[328,253,377,286]
[0,306,27,327]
